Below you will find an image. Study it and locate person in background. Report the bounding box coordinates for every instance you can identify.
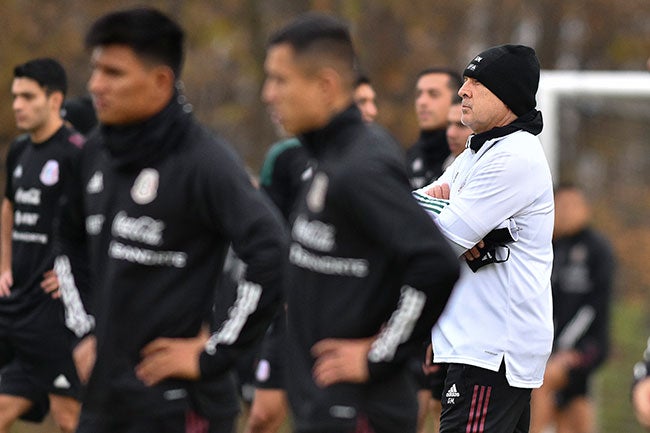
[406,68,462,432]
[243,136,310,433]
[421,44,554,433]
[353,75,378,123]
[442,101,472,169]
[530,184,615,433]
[262,12,459,433]
[406,67,462,189]
[0,57,84,433]
[418,99,474,433]
[61,95,97,135]
[633,338,650,431]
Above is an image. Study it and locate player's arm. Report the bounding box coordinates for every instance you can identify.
[633,376,650,430]
[0,198,14,297]
[136,142,287,385]
[198,165,287,380]
[53,145,95,341]
[313,155,459,385]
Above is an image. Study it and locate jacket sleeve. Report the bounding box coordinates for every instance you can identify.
[53,142,95,341]
[196,139,288,379]
[338,152,460,381]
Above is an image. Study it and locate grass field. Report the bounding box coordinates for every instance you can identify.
[10,298,648,433]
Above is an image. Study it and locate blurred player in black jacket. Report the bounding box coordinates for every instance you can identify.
[56,8,287,433]
[262,13,459,433]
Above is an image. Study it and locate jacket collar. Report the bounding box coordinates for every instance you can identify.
[100,92,192,171]
[299,104,362,158]
[468,109,543,152]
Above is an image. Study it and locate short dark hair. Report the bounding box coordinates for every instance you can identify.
[268,12,357,80]
[355,74,371,88]
[13,58,67,96]
[85,7,185,78]
[62,95,97,135]
[416,67,463,103]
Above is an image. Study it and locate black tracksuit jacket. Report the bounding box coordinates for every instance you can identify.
[551,227,615,374]
[58,97,287,420]
[1,127,84,317]
[405,129,449,189]
[286,105,459,433]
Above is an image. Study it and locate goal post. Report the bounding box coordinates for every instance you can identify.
[537,70,650,177]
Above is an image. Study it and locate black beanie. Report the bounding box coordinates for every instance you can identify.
[463,44,540,116]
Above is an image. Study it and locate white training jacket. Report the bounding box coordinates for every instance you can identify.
[415,129,554,388]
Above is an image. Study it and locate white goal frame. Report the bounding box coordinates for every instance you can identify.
[538,70,650,177]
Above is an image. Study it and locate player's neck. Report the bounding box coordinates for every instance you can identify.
[30,116,64,144]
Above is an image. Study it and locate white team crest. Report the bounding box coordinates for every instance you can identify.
[87,171,104,194]
[13,165,23,178]
[131,168,159,205]
[40,160,60,186]
[53,374,71,389]
[306,172,328,213]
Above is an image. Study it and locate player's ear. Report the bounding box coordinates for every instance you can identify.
[152,65,175,92]
[317,66,345,106]
[49,91,64,111]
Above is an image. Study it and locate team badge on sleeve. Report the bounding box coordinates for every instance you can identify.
[40,160,60,186]
[131,168,159,205]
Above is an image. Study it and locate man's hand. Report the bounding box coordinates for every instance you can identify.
[311,337,373,387]
[41,269,60,299]
[422,182,488,264]
[424,182,450,200]
[135,333,207,386]
[463,240,486,262]
[543,350,580,390]
[73,335,97,384]
[633,377,650,430]
[0,270,12,297]
[422,343,442,375]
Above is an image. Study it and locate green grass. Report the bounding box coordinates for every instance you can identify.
[596,297,648,433]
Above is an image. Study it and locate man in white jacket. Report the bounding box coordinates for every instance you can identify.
[421,44,554,433]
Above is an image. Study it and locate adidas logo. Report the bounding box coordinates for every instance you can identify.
[446,383,460,398]
[53,374,71,389]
